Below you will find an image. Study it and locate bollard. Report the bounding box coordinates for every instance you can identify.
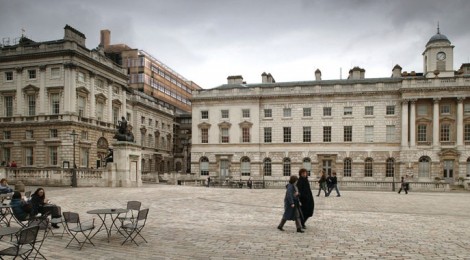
[15,181,25,192]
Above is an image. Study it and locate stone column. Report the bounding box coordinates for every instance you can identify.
[15,67,24,116]
[39,65,46,115]
[64,63,77,114]
[433,98,440,147]
[457,97,464,147]
[401,100,409,147]
[409,99,416,147]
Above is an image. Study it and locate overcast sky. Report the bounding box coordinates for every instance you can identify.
[1,0,469,88]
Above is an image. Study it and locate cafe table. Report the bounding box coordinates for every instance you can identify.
[87,208,127,242]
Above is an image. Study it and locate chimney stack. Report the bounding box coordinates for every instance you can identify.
[227,75,244,84]
[391,64,402,78]
[100,29,111,48]
[315,69,322,81]
[348,66,365,80]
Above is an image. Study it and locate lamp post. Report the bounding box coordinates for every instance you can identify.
[70,130,79,187]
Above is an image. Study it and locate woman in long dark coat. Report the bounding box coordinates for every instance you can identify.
[277,175,304,233]
[297,168,314,229]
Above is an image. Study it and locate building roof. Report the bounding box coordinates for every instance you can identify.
[426,32,451,46]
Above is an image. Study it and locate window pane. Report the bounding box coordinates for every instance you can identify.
[283,127,291,142]
[344,126,352,142]
[303,108,311,117]
[283,108,291,117]
[303,127,311,142]
[264,127,272,143]
[323,126,331,142]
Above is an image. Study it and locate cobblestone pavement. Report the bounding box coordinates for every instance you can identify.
[15,185,470,259]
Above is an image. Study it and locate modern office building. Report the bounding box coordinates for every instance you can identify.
[190,29,470,184]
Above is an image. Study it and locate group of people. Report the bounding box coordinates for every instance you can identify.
[316,171,341,197]
[0,160,17,167]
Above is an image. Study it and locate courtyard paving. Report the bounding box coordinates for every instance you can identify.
[16,185,470,259]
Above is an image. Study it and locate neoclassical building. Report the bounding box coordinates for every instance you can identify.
[191,30,470,184]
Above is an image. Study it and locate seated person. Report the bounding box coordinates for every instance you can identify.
[0,178,13,194]
[30,188,62,228]
[10,191,30,221]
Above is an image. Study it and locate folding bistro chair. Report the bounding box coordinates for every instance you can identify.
[63,212,95,250]
[118,201,142,225]
[0,225,40,259]
[121,208,149,246]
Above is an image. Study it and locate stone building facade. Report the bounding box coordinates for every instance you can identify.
[190,30,470,183]
[0,25,174,171]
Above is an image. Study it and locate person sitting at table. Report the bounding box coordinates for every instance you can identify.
[10,191,30,221]
[0,178,14,194]
[30,188,62,228]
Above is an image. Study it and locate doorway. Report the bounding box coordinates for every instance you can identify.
[322,160,332,175]
[220,159,229,180]
[443,160,454,179]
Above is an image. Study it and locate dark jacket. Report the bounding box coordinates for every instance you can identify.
[30,193,45,216]
[331,176,338,185]
[10,198,29,221]
[282,183,299,221]
[326,175,334,188]
[297,176,314,218]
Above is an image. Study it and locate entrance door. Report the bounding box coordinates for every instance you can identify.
[443,160,454,179]
[220,160,229,180]
[322,160,332,175]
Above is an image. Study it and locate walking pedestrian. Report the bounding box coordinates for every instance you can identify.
[297,168,314,229]
[316,171,328,196]
[325,172,333,197]
[398,176,408,194]
[277,175,304,233]
[207,176,211,187]
[327,172,341,197]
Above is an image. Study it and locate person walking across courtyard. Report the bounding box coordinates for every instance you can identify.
[327,172,341,197]
[398,176,408,194]
[277,175,304,233]
[317,171,328,196]
[297,168,314,229]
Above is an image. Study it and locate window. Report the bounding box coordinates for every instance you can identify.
[263,158,272,176]
[242,109,250,118]
[365,126,374,142]
[200,157,209,176]
[80,147,89,167]
[25,147,34,166]
[418,156,430,177]
[465,124,470,142]
[386,125,396,142]
[3,148,11,163]
[49,129,58,138]
[365,106,374,116]
[113,86,120,95]
[364,158,373,177]
[242,127,250,143]
[148,118,152,126]
[386,105,395,115]
[323,107,332,116]
[283,158,291,176]
[221,110,229,119]
[96,102,104,120]
[78,96,86,117]
[303,158,311,176]
[386,158,395,177]
[241,157,251,176]
[51,67,60,78]
[344,158,352,177]
[303,127,311,142]
[25,130,33,139]
[464,104,470,114]
[81,131,88,140]
[344,126,352,142]
[5,71,13,81]
[417,104,428,116]
[440,124,450,141]
[418,124,427,142]
[28,69,36,79]
[27,94,36,116]
[344,107,352,116]
[283,127,291,143]
[50,93,60,114]
[5,96,13,117]
[264,127,272,143]
[49,147,58,166]
[323,126,331,142]
[96,79,104,88]
[264,109,272,118]
[440,104,450,115]
[201,110,208,119]
[201,128,208,143]
[283,108,291,117]
[303,108,311,117]
[221,128,229,143]
[112,107,119,125]
[3,131,11,139]
[78,72,85,82]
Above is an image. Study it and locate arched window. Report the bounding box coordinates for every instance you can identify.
[386,158,395,177]
[283,158,291,176]
[200,157,209,176]
[241,157,251,176]
[344,158,352,177]
[263,158,272,176]
[364,158,373,177]
[419,156,431,178]
[302,158,312,176]
[467,158,470,177]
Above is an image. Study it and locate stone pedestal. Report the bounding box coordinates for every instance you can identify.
[109,141,142,187]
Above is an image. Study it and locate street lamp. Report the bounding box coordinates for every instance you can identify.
[70,130,79,187]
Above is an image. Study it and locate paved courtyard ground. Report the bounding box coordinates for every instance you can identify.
[21,185,470,259]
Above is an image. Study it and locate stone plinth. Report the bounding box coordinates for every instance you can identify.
[108,141,142,187]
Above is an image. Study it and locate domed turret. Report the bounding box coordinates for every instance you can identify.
[426,31,451,47]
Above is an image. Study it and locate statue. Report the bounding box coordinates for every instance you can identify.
[113,116,135,142]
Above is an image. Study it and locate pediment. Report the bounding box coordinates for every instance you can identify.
[198,122,211,129]
[238,120,253,127]
[76,86,90,95]
[95,93,107,102]
[23,84,39,94]
[218,121,232,128]
[438,149,460,157]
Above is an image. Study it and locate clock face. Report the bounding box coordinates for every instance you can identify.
[437,52,446,61]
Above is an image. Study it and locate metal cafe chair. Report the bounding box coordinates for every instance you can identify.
[118,201,142,226]
[120,208,149,246]
[63,212,95,250]
[0,225,40,259]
